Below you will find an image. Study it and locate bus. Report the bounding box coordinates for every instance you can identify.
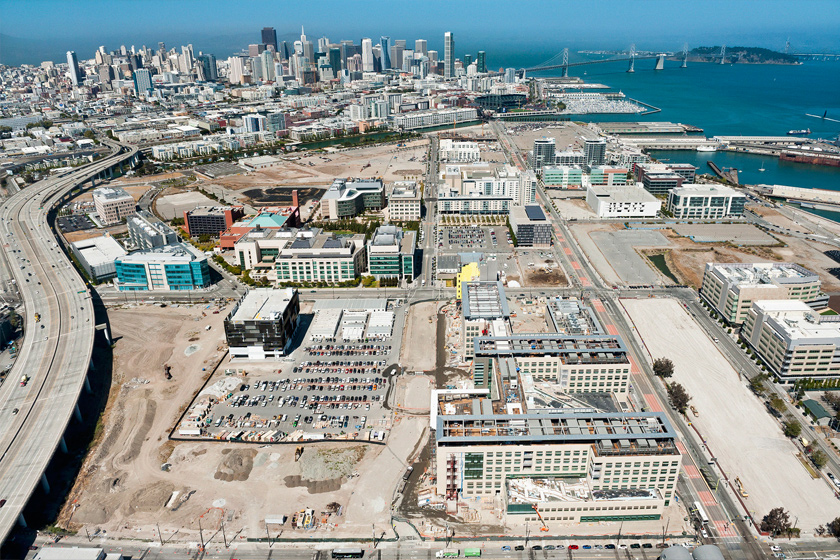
[464,549,482,557]
[332,549,364,559]
[693,501,709,525]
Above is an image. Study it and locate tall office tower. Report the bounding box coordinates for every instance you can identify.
[402,49,414,72]
[120,44,127,56]
[392,44,404,70]
[395,39,406,49]
[477,51,486,73]
[133,68,153,95]
[261,27,278,51]
[260,49,276,81]
[464,54,472,67]
[372,46,382,72]
[380,36,391,70]
[339,40,355,66]
[293,40,303,56]
[504,67,516,83]
[419,57,430,78]
[414,39,427,56]
[444,32,454,78]
[248,43,265,57]
[328,47,342,76]
[66,51,81,85]
[157,42,166,56]
[197,53,218,81]
[361,38,374,72]
[250,57,263,81]
[182,44,194,68]
[531,138,556,169]
[302,41,315,66]
[584,138,607,167]
[317,36,329,53]
[279,41,291,60]
[428,50,438,66]
[347,54,363,72]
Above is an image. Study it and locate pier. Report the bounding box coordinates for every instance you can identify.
[707,161,740,185]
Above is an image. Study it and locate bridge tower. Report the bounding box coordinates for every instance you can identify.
[719,44,726,65]
[627,44,636,73]
[655,54,666,70]
[561,48,569,78]
[785,37,790,54]
[681,43,689,68]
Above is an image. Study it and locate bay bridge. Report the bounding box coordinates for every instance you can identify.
[517,44,691,77]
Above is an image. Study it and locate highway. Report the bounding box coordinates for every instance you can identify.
[0,140,137,544]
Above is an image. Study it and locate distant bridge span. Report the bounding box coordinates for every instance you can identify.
[522,55,659,73]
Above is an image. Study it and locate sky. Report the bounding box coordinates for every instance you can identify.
[1,0,839,67]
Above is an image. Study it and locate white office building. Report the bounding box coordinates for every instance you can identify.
[667,184,747,220]
[439,139,481,162]
[586,185,661,218]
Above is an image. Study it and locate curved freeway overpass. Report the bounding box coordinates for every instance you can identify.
[0,141,138,543]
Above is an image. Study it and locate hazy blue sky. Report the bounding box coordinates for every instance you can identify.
[1,0,839,66]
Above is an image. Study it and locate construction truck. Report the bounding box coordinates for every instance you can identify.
[532,504,549,531]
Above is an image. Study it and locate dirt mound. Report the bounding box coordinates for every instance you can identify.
[284,475,344,494]
[214,448,257,482]
[298,446,365,481]
[123,480,176,515]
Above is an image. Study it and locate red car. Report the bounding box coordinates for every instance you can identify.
[0,499,6,507]
[569,545,579,550]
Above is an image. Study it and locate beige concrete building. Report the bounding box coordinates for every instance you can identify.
[92,186,135,225]
[461,282,511,360]
[701,262,827,324]
[434,403,680,522]
[386,182,422,222]
[743,299,840,381]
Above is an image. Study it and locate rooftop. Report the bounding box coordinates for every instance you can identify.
[72,235,127,266]
[708,262,818,286]
[589,185,658,202]
[463,281,510,320]
[670,184,742,196]
[754,299,840,340]
[475,334,628,364]
[187,205,242,217]
[229,288,297,323]
[92,186,132,201]
[547,299,604,335]
[117,242,204,263]
[322,178,384,201]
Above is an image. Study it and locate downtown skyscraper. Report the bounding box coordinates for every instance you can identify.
[66,50,81,85]
[444,32,454,78]
[261,27,278,51]
[380,36,391,70]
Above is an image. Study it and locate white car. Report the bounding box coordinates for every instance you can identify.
[770,546,781,552]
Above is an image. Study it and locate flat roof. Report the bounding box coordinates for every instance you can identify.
[463,281,510,320]
[755,299,840,340]
[436,411,678,447]
[313,299,387,312]
[670,184,742,196]
[187,205,241,216]
[475,334,628,363]
[92,186,132,201]
[229,288,297,322]
[117,242,203,263]
[524,205,547,221]
[708,262,818,285]
[72,235,127,266]
[589,186,658,203]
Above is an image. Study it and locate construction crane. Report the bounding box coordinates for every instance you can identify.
[532,505,549,532]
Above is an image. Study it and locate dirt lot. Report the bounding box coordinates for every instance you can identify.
[401,302,438,372]
[58,303,427,542]
[210,140,428,196]
[503,122,588,152]
[62,224,127,243]
[517,251,568,287]
[68,184,153,204]
[622,298,839,536]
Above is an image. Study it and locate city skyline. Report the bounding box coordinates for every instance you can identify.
[2,0,840,67]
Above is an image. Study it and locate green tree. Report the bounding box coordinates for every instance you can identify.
[769,395,786,414]
[828,517,840,538]
[667,382,691,414]
[811,449,828,469]
[783,420,802,438]
[760,507,791,537]
[750,373,768,394]
[653,357,674,378]
[198,234,211,244]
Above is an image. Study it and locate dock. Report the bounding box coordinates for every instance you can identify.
[707,161,740,185]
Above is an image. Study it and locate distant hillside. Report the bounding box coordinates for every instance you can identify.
[690,46,799,64]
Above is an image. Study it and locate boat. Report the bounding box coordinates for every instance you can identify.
[696,145,717,152]
[787,129,811,136]
[759,161,766,172]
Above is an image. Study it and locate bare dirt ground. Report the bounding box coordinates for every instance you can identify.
[401,302,438,372]
[63,224,127,243]
[58,303,427,542]
[211,140,429,197]
[68,184,153,204]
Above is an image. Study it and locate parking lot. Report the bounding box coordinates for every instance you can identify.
[438,225,513,251]
[179,300,408,444]
[56,213,96,233]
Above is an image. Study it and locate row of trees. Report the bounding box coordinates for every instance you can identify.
[761,506,840,539]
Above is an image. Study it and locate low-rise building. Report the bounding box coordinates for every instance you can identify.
[127,210,179,250]
[367,224,417,280]
[234,227,368,284]
[114,243,210,291]
[635,165,685,196]
[320,178,386,220]
[239,155,282,171]
[93,186,135,225]
[546,299,605,335]
[586,185,661,218]
[439,139,481,162]
[224,288,300,360]
[542,166,583,188]
[509,205,552,247]
[666,184,746,220]
[184,205,245,238]
[387,182,422,221]
[700,262,827,324]
[588,166,629,187]
[391,107,477,130]
[70,235,128,281]
[743,299,840,381]
[219,206,301,249]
